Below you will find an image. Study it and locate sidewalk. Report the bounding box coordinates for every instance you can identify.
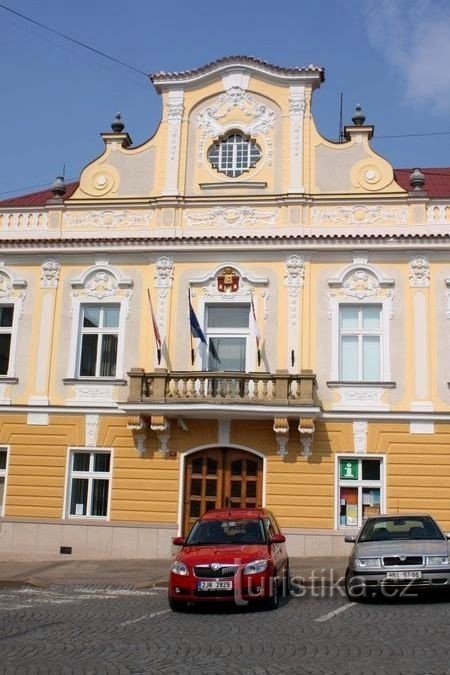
[0,557,347,589]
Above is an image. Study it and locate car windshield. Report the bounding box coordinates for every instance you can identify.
[359,516,445,542]
[186,518,266,546]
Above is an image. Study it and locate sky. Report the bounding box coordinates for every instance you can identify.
[1,0,450,198]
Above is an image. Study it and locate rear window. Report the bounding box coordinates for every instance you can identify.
[359,516,444,542]
[186,518,266,546]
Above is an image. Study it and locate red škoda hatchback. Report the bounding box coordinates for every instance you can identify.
[168,508,289,611]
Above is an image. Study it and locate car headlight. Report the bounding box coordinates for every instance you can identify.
[171,561,189,576]
[426,556,449,566]
[243,559,268,575]
[355,558,381,569]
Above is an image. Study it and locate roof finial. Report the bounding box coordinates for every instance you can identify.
[111,112,125,133]
[409,167,425,191]
[51,175,66,197]
[352,103,366,126]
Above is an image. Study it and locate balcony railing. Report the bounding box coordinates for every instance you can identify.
[127,368,316,406]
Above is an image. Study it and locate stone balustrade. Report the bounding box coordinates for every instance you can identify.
[0,211,49,231]
[127,368,316,406]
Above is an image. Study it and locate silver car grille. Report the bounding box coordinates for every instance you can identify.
[383,556,424,566]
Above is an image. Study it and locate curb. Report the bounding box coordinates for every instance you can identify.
[0,577,50,589]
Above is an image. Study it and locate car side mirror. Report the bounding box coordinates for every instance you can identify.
[446,533,450,540]
[172,536,185,546]
[344,535,357,543]
[270,534,286,544]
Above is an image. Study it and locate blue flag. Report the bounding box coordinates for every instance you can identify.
[188,291,221,364]
[189,295,207,344]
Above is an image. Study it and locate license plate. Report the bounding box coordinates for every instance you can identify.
[197,580,233,591]
[385,571,422,580]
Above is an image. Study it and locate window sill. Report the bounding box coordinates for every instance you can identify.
[327,381,396,389]
[66,516,109,521]
[63,378,127,385]
[0,377,18,384]
[199,181,267,190]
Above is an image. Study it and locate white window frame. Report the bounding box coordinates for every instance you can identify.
[68,266,133,380]
[203,303,252,372]
[328,264,394,383]
[0,446,9,517]
[338,304,382,381]
[76,303,121,378]
[69,298,127,379]
[0,304,18,378]
[64,447,113,520]
[335,454,386,529]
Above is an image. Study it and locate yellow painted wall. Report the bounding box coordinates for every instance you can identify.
[3,413,450,532]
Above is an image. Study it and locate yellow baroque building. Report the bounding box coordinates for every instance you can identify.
[0,56,449,560]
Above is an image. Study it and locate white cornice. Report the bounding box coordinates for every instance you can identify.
[119,403,322,419]
[152,62,323,92]
[2,236,450,255]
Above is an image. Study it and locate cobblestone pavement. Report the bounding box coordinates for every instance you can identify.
[0,585,449,675]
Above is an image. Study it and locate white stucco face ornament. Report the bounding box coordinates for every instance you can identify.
[85,271,118,299]
[41,259,60,288]
[343,270,380,299]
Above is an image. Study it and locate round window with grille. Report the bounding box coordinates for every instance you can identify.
[207,132,261,178]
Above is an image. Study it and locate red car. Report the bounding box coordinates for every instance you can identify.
[168,507,289,611]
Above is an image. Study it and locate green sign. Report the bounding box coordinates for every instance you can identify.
[340,459,358,480]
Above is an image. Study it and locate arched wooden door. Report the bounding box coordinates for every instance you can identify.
[183,448,263,535]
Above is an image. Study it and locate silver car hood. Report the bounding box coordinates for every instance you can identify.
[355,540,449,557]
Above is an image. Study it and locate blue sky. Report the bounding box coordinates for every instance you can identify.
[1,0,450,198]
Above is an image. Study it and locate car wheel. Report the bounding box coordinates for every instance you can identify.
[344,570,368,603]
[265,575,280,610]
[168,594,188,612]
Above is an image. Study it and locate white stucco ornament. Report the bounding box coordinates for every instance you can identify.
[196,87,276,168]
[408,257,430,288]
[185,206,277,228]
[40,259,60,288]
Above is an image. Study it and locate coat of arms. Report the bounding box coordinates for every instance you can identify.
[217,267,239,293]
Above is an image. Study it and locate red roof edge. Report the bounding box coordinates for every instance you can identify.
[394,168,450,198]
[0,181,79,208]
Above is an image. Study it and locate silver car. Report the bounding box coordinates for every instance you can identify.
[344,514,450,601]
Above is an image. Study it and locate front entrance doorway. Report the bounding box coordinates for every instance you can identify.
[183,448,263,534]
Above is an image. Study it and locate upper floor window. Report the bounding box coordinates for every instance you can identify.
[339,305,381,381]
[0,306,14,376]
[78,304,120,377]
[208,132,261,178]
[206,304,250,371]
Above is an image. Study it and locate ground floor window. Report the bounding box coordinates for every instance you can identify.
[67,450,111,518]
[0,448,7,516]
[337,456,384,528]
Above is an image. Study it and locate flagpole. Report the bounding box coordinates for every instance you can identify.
[147,289,162,365]
[251,295,261,368]
[188,289,194,366]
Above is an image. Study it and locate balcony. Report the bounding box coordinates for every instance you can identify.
[127,368,317,407]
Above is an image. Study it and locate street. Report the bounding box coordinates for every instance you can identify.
[0,585,449,674]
